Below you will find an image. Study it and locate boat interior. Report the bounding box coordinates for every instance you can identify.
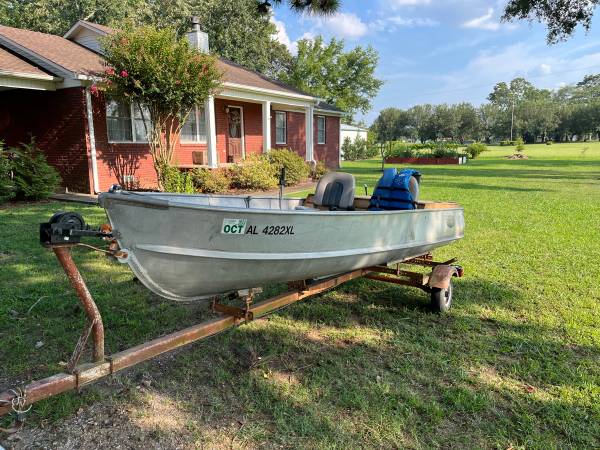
[121,170,460,212]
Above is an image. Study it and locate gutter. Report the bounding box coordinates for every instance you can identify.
[0,69,61,82]
[84,87,100,194]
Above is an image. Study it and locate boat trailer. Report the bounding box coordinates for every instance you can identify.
[0,213,463,420]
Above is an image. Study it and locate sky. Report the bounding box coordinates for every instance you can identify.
[269,0,600,124]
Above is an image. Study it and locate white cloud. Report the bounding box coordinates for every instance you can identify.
[271,15,293,49]
[388,16,438,27]
[462,8,501,31]
[420,42,600,105]
[370,15,438,32]
[538,63,552,75]
[389,0,432,6]
[270,15,315,54]
[311,12,368,39]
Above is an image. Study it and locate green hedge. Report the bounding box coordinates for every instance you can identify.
[160,164,194,193]
[266,148,310,186]
[231,154,278,190]
[192,168,230,193]
[388,142,463,159]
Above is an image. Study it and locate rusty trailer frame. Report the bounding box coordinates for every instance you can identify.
[0,244,462,418]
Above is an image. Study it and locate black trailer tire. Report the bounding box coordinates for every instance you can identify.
[430,281,453,313]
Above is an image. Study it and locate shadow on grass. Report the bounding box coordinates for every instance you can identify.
[81,275,594,448]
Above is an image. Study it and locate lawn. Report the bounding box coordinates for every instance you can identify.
[1,142,599,448]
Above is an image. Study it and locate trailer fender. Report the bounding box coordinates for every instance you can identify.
[428,265,458,290]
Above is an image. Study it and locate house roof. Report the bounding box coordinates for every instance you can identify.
[216,58,309,97]
[0,46,53,78]
[0,21,344,113]
[0,24,104,76]
[314,99,343,113]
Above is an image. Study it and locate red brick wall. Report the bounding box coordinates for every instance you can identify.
[92,93,208,192]
[0,88,341,194]
[0,87,92,192]
[314,115,340,169]
[271,110,306,159]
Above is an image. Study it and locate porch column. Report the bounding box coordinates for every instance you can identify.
[205,95,218,168]
[305,104,314,162]
[262,100,271,153]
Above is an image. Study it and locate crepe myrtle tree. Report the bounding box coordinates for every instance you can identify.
[99,26,222,189]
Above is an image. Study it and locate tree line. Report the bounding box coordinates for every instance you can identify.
[371,75,600,144]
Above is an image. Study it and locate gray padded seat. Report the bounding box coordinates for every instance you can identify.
[312,171,355,210]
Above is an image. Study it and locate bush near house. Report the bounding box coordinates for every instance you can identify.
[192,168,231,193]
[160,164,195,193]
[266,148,310,186]
[0,142,15,203]
[0,139,61,203]
[231,154,278,190]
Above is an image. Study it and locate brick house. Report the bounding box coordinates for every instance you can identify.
[0,20,343,193]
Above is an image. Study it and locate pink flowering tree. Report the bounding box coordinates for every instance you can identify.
[100,26,222,189]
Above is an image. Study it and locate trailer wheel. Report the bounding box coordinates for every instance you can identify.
[430,280,453,313]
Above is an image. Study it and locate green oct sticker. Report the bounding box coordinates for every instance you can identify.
[221,218,247,235]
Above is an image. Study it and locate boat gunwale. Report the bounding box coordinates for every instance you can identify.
[99,192,464,217]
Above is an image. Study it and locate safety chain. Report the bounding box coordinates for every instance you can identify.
[0,388,32,423]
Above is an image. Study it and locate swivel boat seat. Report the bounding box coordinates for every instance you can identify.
[312,171,356,210]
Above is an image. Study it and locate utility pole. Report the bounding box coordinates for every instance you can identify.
[510,96,515,141]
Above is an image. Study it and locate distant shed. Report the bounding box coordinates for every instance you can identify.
[340,124,368,145]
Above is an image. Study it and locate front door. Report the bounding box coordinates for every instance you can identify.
[226,107,243,163]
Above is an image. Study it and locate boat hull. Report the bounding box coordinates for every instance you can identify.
[100,192,465,301]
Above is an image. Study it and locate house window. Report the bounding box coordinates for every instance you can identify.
[275,111,287,145]
[317,116,326,144]
[106,99,151,143]
[181,106,207,143]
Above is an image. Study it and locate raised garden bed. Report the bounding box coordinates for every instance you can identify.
[385,156,468,165]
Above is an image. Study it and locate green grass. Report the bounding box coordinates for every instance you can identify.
[1,142,600,448]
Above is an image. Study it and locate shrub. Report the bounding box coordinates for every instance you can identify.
[342,137,370,161]
[192,168,230,193]
[161,164,194,193]
[231,154,278,190]
[515,137,525,152]
[431,145,460,158]
[389,143,415,158]
[546,140,553,145]
[311,160,328,180]
[500,140,516,146]
[0,142,16,203]
[267,148,309,186]
[10,140,61,200]
[465,142,488,159]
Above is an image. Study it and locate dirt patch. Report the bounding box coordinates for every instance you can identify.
[505,154,529,159]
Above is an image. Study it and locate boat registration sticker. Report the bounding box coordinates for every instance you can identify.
[221,218,247,235]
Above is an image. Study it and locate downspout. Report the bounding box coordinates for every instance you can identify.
[84,87,100,194]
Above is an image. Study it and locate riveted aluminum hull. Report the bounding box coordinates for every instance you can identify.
[99,192,464,302]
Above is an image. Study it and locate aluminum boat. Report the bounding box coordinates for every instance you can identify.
[99,172,464,302]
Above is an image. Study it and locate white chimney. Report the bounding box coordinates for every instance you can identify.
[186,16,209,53]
